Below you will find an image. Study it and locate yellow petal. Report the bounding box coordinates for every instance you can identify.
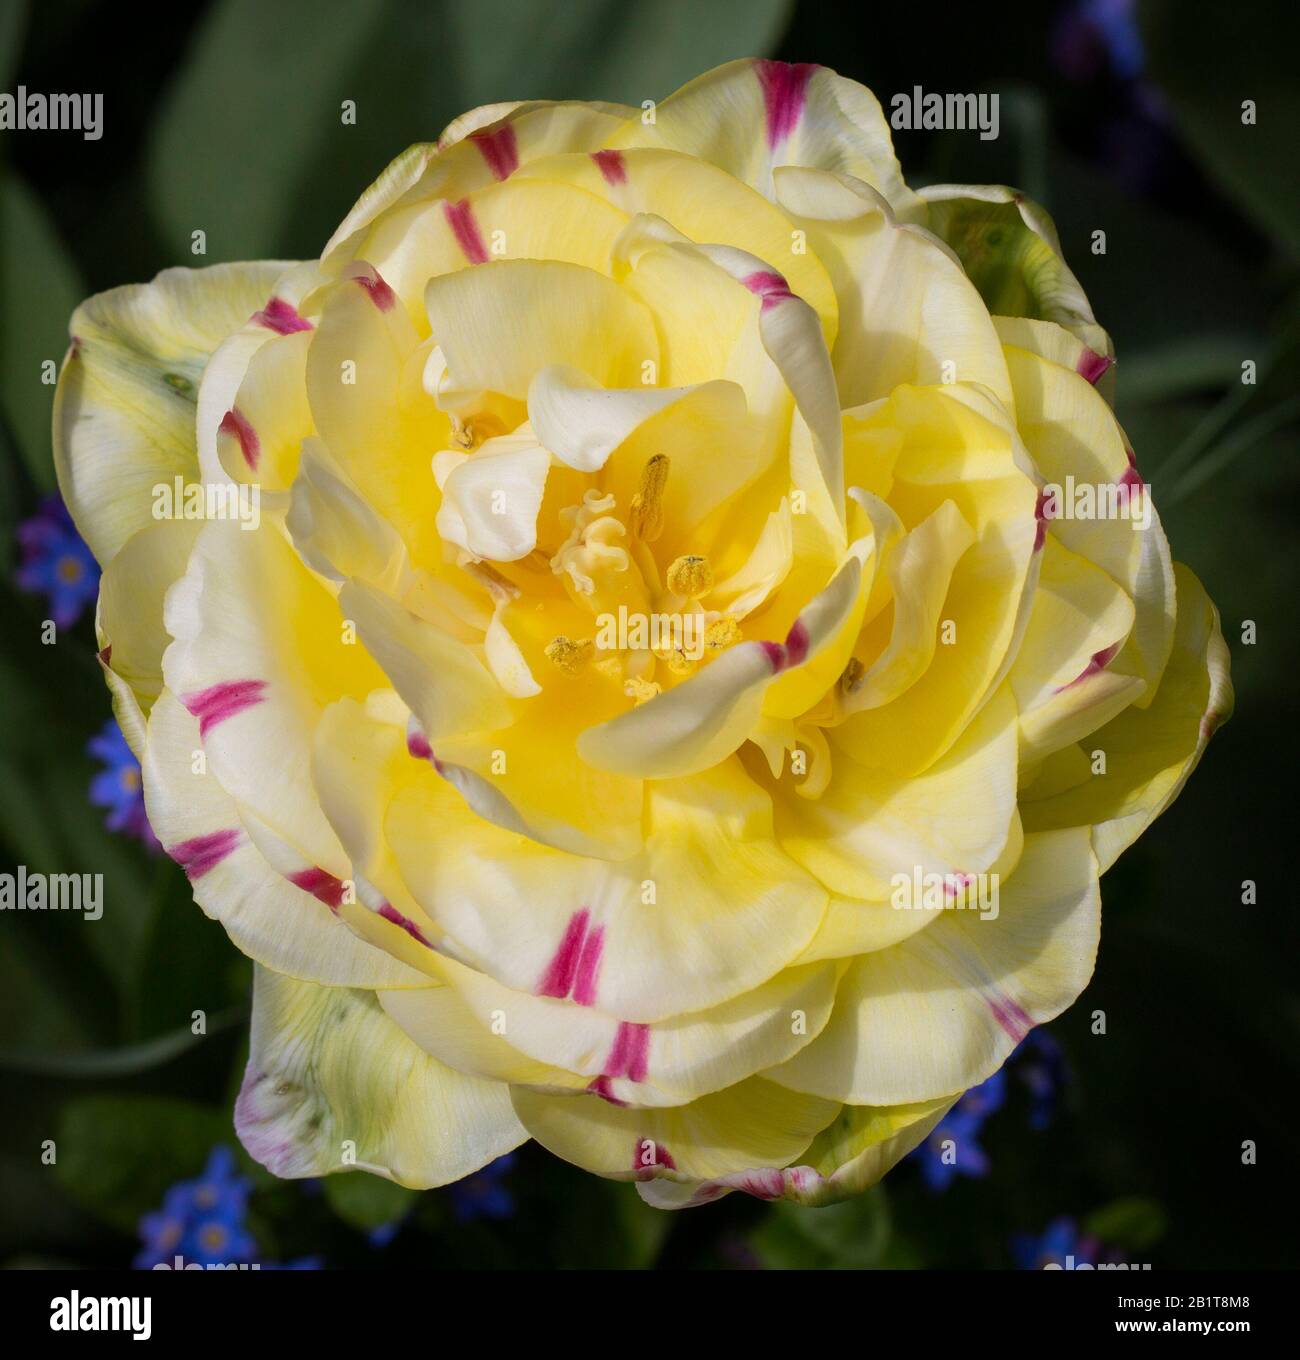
[142,690,421,987]
[769,828,1100,1104]
[511,1074,839,1184]
[1022,563,1232,871]
[55,260,295,564]
[236,966,525,1186]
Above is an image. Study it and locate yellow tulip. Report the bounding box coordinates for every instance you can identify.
[55,60,1231,1209]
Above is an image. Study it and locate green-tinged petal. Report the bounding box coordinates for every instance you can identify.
[54,261,295,564]
[236,965,525,1186]
[637,1096,953,1208]
[920,184,1108,354]
[1022,563,1232,871]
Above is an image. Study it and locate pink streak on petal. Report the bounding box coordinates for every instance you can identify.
[760,617,810,674]
[181,679,268,738]
[1076,348,1114,385]
[586,1076,627,1106]
[288,867,346,911]
[1033,488,1050,551]
[378,901,433,947]
[168,828,242,881]
[736,1168,785,1200]
[537,909,590,998]
[442,198,490,264]
[250,296,313,334]
[406,729,433,760]
[759,639,787,672]
[604,1021,651,1082]
[633,1140,675,1174]
[741,268,795,311]
[590,149,627,185]
[470,123,519,181]
[98,644,112,664]
[988,994,1034,1043]
[1119,465,1145,492]
[1057,640,1123,692]
[754,60,817,149]
[218,408,260,471]
[783,617,810,669]
[571,924,605,1006]
[355,269,397,312]
[624,1023,650,1083]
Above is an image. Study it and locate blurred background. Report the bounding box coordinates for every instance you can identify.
[0,0,1296,1269]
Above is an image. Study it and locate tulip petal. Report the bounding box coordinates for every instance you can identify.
[54,260,295,564]
[510,1074,839,1184]
[606,59,920,218]
[769,827,1100,1104]
[163,517,386,867]
[387,757,826,1023]
[143,690,422,986]
[775,167,1014,410]
[1022,563,1232,871]
[236,965,525,1186]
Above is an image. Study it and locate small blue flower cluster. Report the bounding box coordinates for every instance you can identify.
[135,1146,319,1270]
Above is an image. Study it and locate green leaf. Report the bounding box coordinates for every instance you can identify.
[145,0,388,260]
[0,1,28,90]
[1084,1197,1168,1252]
[0,1006,244,1078]
[442,0,794,106]
[1117,335,1263,408]
[1142,0,1300,255]
[0,174,83,489]
[145,0,792,261]
[612,1180,672,1268]
[751,1188,892,1269]
[55,1095,233,1234]
[322,1170,418,1232]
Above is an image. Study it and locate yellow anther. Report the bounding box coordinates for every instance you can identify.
[840,656,865,692]
[544,636,593,675]
[664,648,696,676]
[623,675,662,705]
[666,554,714,599]
[629,454,669,542]
[704,617,743,652]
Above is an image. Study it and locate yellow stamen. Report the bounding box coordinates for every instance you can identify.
[840,656,865,692]
[623,675,662,705]
[704,617,743,652]
[629,454,669,543]
[544,636,593,675]
[666,554,713,599]
[664,648,695,676]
